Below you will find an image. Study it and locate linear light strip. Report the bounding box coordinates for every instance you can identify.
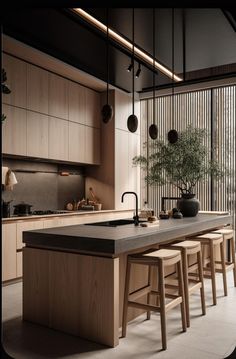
[72,8,183,82]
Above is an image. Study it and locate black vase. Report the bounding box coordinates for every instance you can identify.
[177,194,200,217]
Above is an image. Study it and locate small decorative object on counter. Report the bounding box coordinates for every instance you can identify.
[159,210,170,219]
[148,215,158,222]
[173,210,183,219]
[94,203,102,211]
[66,202,74,211]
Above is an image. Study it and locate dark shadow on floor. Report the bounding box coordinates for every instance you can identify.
[3,316,107,358]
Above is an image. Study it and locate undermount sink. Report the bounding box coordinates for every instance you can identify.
[85,218,145,227]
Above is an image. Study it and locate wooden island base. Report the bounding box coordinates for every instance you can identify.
[22,213,232,347]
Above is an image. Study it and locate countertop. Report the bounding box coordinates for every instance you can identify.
[2,209,133,223]
[23,213,232,256]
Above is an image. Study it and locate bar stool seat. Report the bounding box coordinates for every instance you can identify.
[188,233,226,305]
[211,229,236,287]
[168,240,206,327]
[122,248,187,350]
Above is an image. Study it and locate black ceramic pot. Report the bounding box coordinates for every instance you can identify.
[13,202,33,216]
[177,194,200,217]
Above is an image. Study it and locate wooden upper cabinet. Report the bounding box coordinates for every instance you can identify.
[2,53,27,108]
[27,64,49,114]
[27,111,49,158]
[49,73,68,120]
[68,81,86,124]
[68,121,86,163]
[2,104,27,156]
[85,127,100,165]
[49,117,68,161]
[115,91,132,132]
[2,223,17,282]
[85,88,101,128]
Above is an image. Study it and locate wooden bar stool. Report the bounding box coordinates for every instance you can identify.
[166,241,206,327]
[122,249,187,350]
[188,233,226,305]
[211,229,236,287]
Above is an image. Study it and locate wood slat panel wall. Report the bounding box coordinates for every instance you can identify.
[140,85,235,229]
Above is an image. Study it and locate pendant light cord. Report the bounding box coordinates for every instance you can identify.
[182,8,186,82]
[171,8,174,128]
[153,8,155,125]
[132,8,135,115]
[106,8,109,105]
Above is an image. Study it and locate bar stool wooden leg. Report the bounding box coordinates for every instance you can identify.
[220,241,228,296]
[230,237,236,287]
[158,260,167,350]
[147,265,151,320]
[177,259,187,332]
[182,249,190,327]
[209,241,217,305]
[122,260,131,338]
[197,250,206,315]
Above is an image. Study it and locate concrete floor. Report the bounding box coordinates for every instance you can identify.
[2,272,236,359]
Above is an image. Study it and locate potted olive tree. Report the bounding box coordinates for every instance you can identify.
[133,126,223,217]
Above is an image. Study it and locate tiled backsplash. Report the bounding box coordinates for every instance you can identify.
[2,158,85,214]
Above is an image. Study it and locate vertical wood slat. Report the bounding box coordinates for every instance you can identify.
[140,85,235,228]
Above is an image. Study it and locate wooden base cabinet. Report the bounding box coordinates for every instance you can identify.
[23,248,119,347]
[2,223,17,281]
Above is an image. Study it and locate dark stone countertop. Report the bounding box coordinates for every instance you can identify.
[23,213,232,256]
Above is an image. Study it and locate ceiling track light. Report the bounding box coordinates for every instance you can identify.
[127,63,133,72]
[72,8,182,82]
[135,63,141,78]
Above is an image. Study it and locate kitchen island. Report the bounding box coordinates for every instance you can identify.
[23,213,232,347]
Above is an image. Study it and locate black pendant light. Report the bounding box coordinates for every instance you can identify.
[101,8,113,124]
[168,8,178,144]
[149,8,158,140]
[127,8,138,133]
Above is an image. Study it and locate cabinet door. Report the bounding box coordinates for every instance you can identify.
[16,220,44,278]
[85,126,100,165]
[85,88,101,128]
[17,220,45,250]
[2,223,17,281]
[48,117,69,161]
[27,64,49,114]
[2,104,27,156]
[2,53,27,108]
[68,121,86,163]
[27,111,49,158]
[68,81,86,124]
[49,73,68,119]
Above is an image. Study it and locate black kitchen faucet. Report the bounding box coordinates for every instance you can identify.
[121,191,139,226]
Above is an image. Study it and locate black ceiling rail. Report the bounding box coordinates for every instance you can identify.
[63,8,174,79]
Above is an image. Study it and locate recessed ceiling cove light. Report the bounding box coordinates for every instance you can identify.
[72,8,183,82]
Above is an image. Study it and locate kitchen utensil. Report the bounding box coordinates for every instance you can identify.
[13,202,33,216]
[89,187,99,203]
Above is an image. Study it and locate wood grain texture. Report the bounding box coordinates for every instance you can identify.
[2,53,27,108]
[49,73,68,120]
[27,63,49,114]
[17,220,44,249]
[85,88,101,128]
[2,223,17,281]
[48,117,69,161]
[23,248,119,347]
[26,111,49,158]
[85,126,100,165]
[68,121,86,163]
[85,90,115,209]
[68,80,86,124]
[2,104,27,156]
